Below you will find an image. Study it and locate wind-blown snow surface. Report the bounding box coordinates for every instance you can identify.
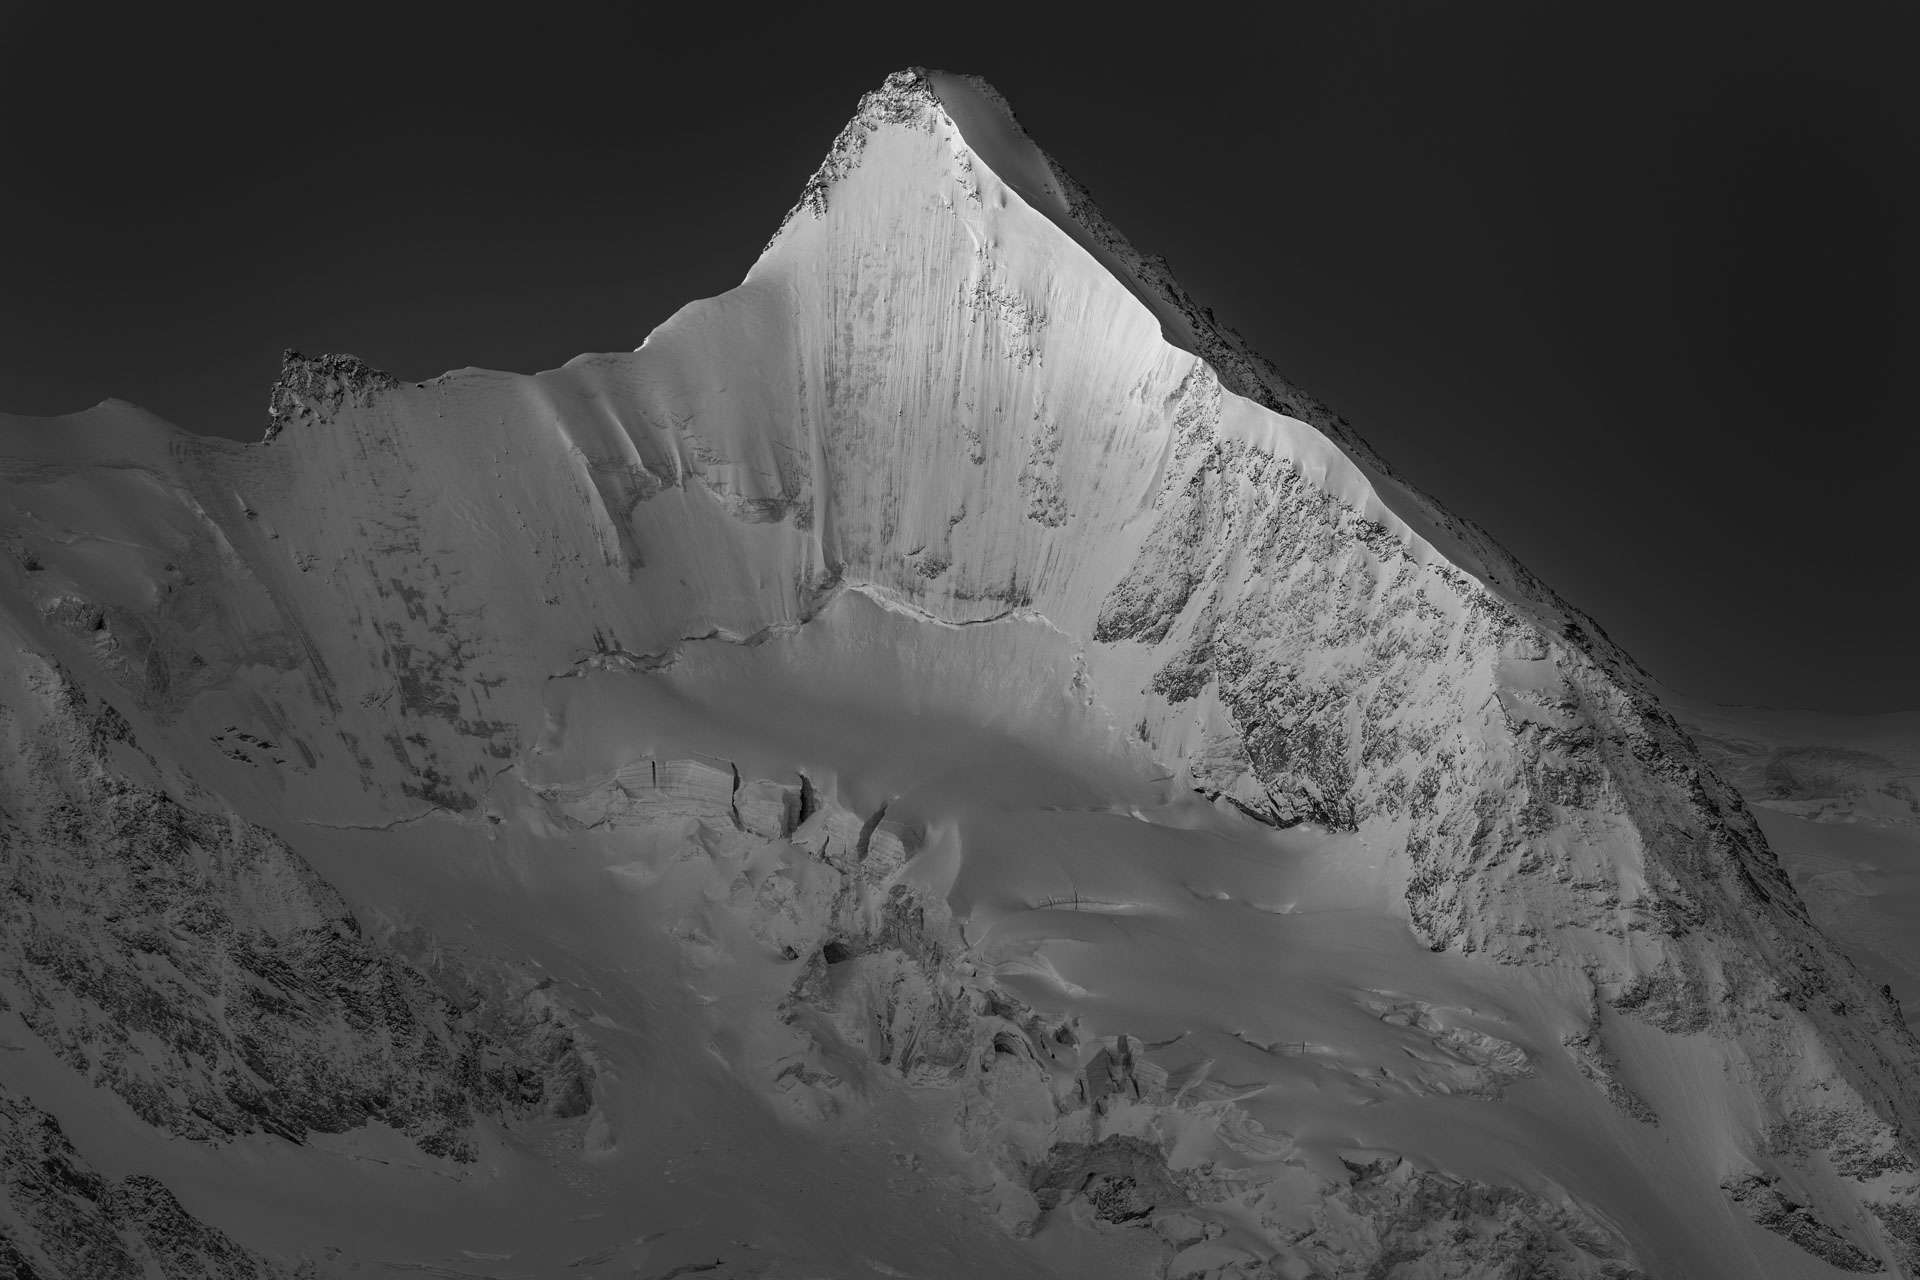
[1,68,1918,1278]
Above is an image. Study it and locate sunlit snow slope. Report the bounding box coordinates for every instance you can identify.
[1,68,1918,1279]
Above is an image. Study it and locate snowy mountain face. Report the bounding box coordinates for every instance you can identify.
[1,67,1917,1279]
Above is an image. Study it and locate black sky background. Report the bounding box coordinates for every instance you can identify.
[1,3,1914,712]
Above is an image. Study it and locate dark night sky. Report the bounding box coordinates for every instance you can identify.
[2,3,1914,711]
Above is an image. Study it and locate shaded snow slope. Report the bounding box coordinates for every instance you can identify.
[0,66,1916,1278]
[1676,699,1920,833]
[1675,699,1920,1033]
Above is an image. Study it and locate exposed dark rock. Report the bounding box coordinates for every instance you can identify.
[0,663,588,1162]
[264,350,397,442]
[1767,1107,1916,1181]
[1870,1200,1920,1273]
[0,1085,293,1279]
[1723,1173,1883,1272]
[773,68,940,241]
[1289,1156,1650,1280]
[1607,961,1714,1036]
[1562,1011,1659,1125]
[1028,1135,1189,1222]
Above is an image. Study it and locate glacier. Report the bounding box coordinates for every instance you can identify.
[0,67,1917,1278]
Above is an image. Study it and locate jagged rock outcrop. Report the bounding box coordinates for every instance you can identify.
[1288,1155,1649,1280]
[1723,1172,1883,1272]
[0,1084,294,1279]
[264,350,397,442]
[777,70,944,239]
[0,651,590,1160]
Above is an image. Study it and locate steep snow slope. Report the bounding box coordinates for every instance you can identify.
[0,67,1917,1278]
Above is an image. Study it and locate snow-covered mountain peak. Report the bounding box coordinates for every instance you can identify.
[0,68,1917,1279]
[759,71,1648,676]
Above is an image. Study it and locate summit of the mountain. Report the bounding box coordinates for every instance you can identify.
[0,68,1916,1279]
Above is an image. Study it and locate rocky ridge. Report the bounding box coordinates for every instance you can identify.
[0,644,593,1163]
[0,1084,295,1280]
